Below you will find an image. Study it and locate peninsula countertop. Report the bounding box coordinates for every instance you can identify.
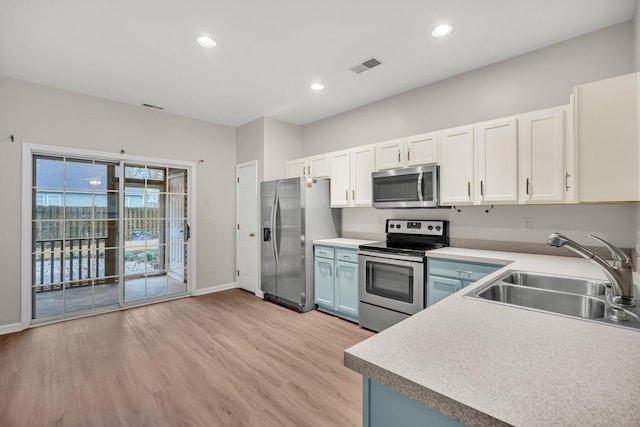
[344,247,640,426]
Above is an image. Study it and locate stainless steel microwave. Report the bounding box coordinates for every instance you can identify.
[372,165,440,208]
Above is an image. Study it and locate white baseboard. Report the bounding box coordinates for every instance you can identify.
[0,322,23,336]
[255,290,265,299]
[192,282,237,296]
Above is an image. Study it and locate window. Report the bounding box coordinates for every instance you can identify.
[46,194,61,206]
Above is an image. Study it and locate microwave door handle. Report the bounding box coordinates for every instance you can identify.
[417,173,424,203]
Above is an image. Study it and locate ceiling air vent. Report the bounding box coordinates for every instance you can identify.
[141,103,164,110]
[350,57,382,74]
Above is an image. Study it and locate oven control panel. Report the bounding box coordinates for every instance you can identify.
[386,219,447,236]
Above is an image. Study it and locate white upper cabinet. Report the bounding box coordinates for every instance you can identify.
[376,134,438,170]
[439,126,474,205]
[351,145,376,207]
[406,132,438,167]
[575,72,639,202]
[474,118,518,204]
[519,106,567,204]
[375,138,405,170]
[307,154,330,178]
[329,146,375,208]
[287,158,307,178]
[287,154,330,178]
[329,150,351,207]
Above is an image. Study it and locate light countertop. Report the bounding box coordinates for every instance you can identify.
[313,237,380,250]
[344,247,640,426]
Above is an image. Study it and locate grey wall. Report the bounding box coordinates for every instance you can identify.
[301,21,633,155]
[236,117,265,181]
[0,76,237,327]
[635,0,640,71]
[264,118,301,181]
[298,21,637,248]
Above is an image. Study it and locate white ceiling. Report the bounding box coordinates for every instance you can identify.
[0,0,636,127]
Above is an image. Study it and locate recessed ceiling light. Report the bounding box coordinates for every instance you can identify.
[310,83,325,91]
[197,36,217,48]
[431,24,453,38]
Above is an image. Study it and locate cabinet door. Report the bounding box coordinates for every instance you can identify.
[406,132,438,166]
[439,126,474,205]
[519,107,565,203]
[335,261,358,317]
[314,257,335,307]
[351,145,375,207]
[287,158,307,178]
[575,72,639,202]
[330,150,351,207]
[427,276,462,307]
[307,154,330,178]
[376,139,405,170]
[475,118,518,204]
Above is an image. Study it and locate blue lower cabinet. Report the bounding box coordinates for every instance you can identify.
[314,257,335,307]
[314,246,359,323]
[426,258,502,307]
[363,377,464,427]
[427,275,462,307]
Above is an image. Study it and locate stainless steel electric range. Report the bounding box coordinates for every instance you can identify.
[358,219,449,332]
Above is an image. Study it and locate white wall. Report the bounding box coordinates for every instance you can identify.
[0,76,237,327]
[299,21,636,248]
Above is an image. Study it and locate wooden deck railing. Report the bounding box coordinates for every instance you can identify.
[34,237,109,292]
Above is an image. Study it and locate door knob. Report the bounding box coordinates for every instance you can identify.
[249,233,255,237]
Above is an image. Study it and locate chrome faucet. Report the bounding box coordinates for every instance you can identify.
[547,233,635,307]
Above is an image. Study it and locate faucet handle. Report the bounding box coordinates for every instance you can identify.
[587,234,631,263]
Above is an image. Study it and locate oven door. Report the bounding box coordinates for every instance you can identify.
[358,251,424,315]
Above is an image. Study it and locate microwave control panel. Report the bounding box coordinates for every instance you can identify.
[386,220,447,236]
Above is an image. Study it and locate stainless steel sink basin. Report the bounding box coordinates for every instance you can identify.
[464,270,640,331]
[501,271,607,296]
[476,282,606,319]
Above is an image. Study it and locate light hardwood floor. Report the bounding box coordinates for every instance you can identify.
[0,289,374,426]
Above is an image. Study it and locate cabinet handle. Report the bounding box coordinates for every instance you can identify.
[467,182,471,198]
[336,265,339,277]
[345,190,348,201]
[352,189,355,201]
[308,165,311,175]
[526,178,530,195]
[565,172,571,191]
[329,266,332,276]
[303,166,306,175]
[456,270,473,276]
[398,150,401,163]
[407,148,411,161]
[480,181,484,197]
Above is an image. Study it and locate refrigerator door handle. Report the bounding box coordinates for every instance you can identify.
[273,192,280,262]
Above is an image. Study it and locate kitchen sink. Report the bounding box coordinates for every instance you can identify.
[476,282,606,319]
[465,270,640,330]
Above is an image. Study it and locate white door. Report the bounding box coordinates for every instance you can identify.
[406,132,438,166]
[330,150,351,207]
[475,118,518,204]
[375,139,405,170]
[439,126,474,205]
[236,161,258,293]
[168,172,186,282]
[519,107,566,203]
[351,145,375,207]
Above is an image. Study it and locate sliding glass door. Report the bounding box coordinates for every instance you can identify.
[31,155,189,321]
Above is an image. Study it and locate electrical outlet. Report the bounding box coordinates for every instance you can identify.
[204,216,213,224]
[522,217,533,231]
[209,265,215,274]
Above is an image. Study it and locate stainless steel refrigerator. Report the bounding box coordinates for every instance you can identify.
[261,177,341,312]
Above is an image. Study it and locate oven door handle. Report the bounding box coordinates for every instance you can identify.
[358,250,424,263]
